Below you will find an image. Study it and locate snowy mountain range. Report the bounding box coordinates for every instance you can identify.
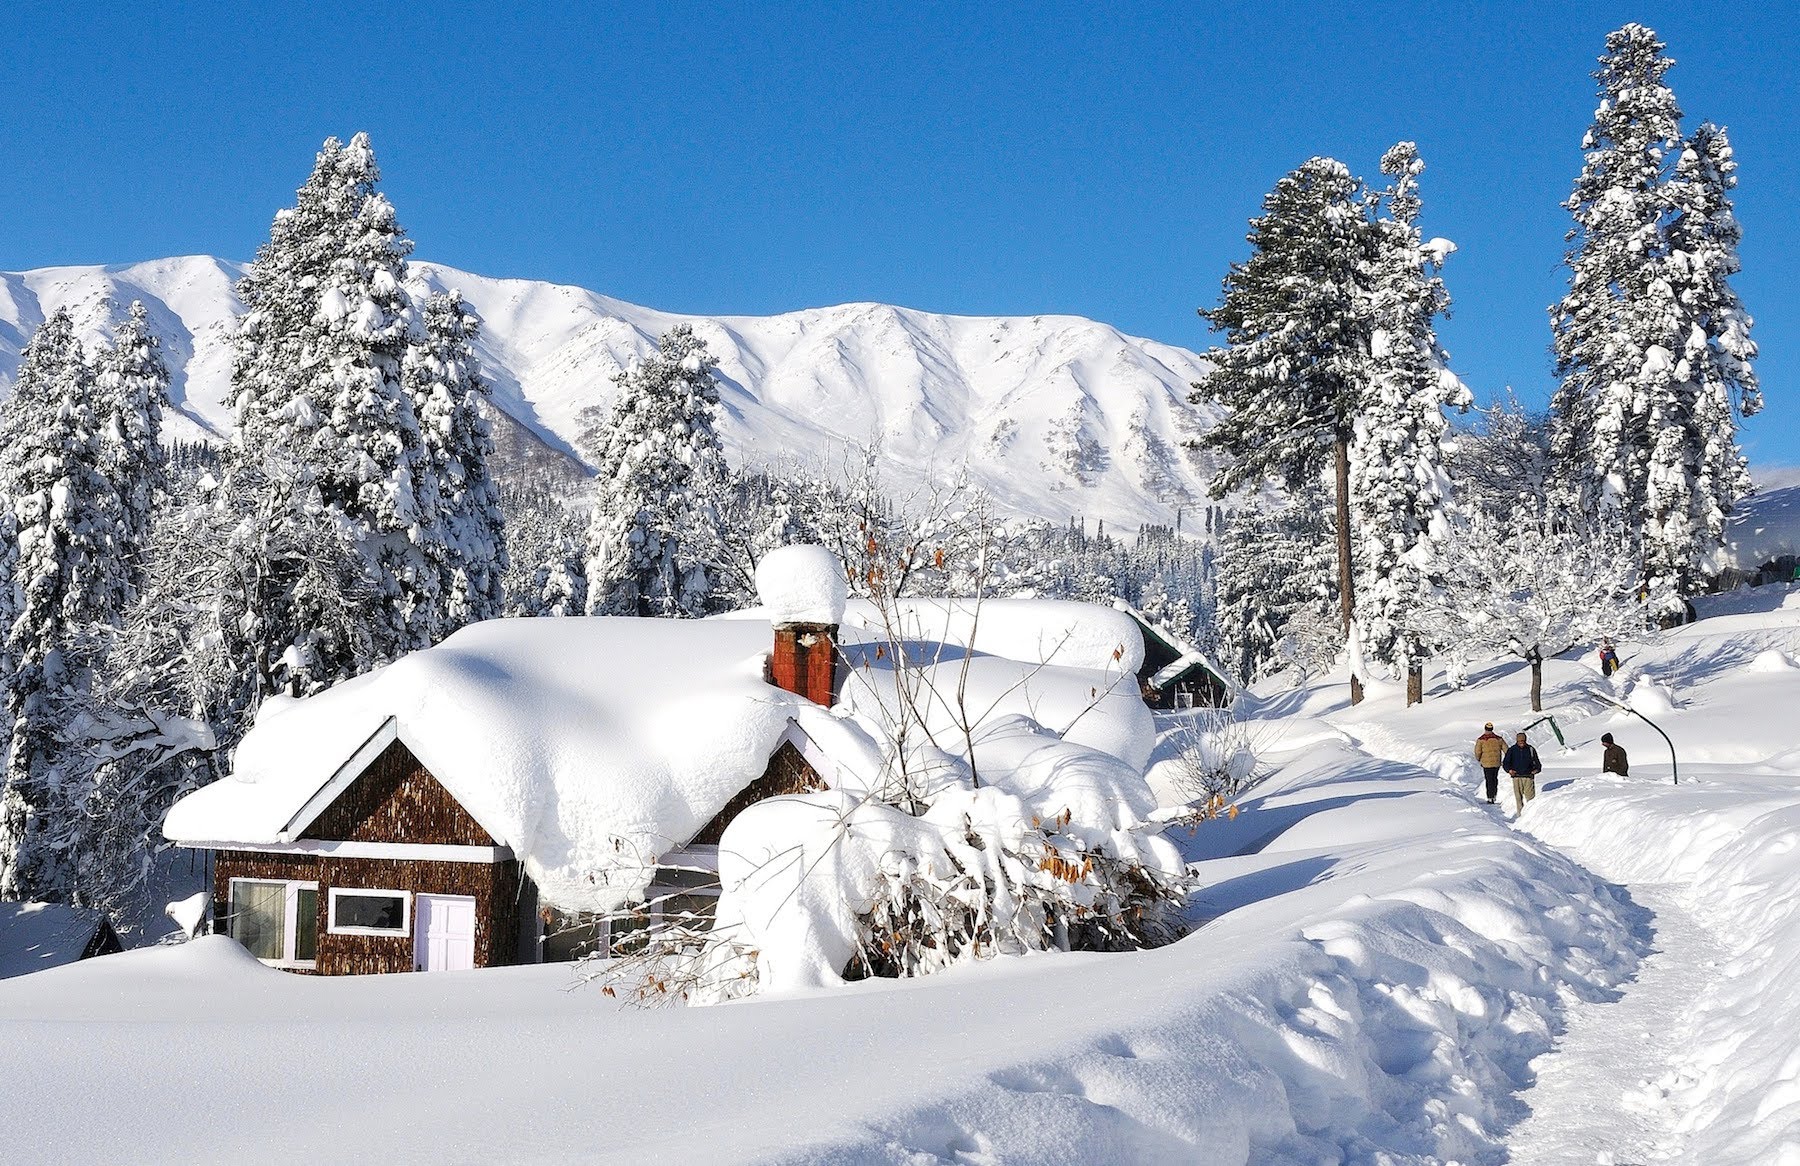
[0,256,1224,531]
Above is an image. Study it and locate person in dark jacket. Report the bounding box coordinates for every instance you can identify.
[1502,732,1542,814]
[1473,722,1506,804]
[1601,732,1629,776]
[1598,639,1620,677]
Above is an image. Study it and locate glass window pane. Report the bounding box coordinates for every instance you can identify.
[332,892,407,932]
[295,888,319,962]
[230,882,286,961]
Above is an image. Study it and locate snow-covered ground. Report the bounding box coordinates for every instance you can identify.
[7,586,1800,1163]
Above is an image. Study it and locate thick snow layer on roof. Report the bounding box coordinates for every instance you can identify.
[724,596,1145,674]
[837,641,1155,772]
[165,618,804,913]
[754,544,848,625]
[842,597,1146,674]
[0,902,109,980]
[1719,484,1800,570]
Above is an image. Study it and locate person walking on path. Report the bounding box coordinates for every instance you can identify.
[1598,639,1620,677]
[1474,722,1506,804]
[1503,731,1542,815]
[1601,732,1629,776]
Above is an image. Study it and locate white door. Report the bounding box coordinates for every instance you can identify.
[414,893,477,972]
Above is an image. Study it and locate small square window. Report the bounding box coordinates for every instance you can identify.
[328,889,411,935]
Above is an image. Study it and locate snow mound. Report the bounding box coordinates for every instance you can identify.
[710,716,1182,994]
[754,544,848,625]
[1628,675,1678,716]
[1748,648,1798,672]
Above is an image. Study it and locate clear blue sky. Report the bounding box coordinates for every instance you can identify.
[5,2,1794,467]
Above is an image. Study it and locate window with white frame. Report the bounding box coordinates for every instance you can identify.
[327,888,411,936]
[227,878,319,968]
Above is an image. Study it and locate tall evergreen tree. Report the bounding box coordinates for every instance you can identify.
[1353,143,1470,701]
[228,133,435,694]
[93,301,170,602]
[581,325,729,618]
[1550,25,1685,531]
[1194,158,1373,701]
[0,311,127,899]
[1653,121,1759,594]
[407,290,508,630]
[1551,24,1758,608]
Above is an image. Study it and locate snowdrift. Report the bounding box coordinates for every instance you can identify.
[1522,776,1800,1163]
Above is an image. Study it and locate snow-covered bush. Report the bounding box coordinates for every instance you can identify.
[590,544,1188,1006]
[701,717,1188,1000]
[1164,706,1274,807]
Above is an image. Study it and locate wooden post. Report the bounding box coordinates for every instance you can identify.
[1406,663,1423,707]
[1333,436,1362,706]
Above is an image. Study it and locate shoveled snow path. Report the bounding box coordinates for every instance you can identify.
[1330,720,1727,1162]
[1501,880,1723,1164]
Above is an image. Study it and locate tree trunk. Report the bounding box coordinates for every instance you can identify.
[1333,436,1362,706]
[1407,663,1423,706]
[1529,651,1543,712]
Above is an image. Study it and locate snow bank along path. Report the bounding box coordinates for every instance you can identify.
[1518,774,1800,1164]
[1,734,1643,1164]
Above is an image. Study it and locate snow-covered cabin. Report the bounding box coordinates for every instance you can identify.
[162,548,1154,975]
[1112,601,1234,709]
[0,902,123,979]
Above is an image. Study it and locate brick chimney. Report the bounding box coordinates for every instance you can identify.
[769,622,838,707]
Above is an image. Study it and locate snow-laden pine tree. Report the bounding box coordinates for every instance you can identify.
[1547,23,1758,615]
[581,324,730,617]
[0,311,128,899]
[500,485,589,617]
[407,290,508,630]
[1549,24,1686,533]
[93,301,170,603]
[1650,121,1759,595]
[1352,143,1471,701]
[229,133,436,694]
[1212,500,1337,684]
[1195,158,1373,701]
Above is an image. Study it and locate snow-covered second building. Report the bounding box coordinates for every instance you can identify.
[163,548,1180,976]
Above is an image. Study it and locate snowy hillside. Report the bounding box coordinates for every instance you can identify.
[9,581,1800,1161]
[0,257,1223,529]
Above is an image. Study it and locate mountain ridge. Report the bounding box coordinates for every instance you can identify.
[0,255,1223,531]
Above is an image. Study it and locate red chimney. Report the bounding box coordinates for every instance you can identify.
[770,622,838,707]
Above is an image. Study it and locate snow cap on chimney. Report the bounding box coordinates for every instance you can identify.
[755,545,848,627]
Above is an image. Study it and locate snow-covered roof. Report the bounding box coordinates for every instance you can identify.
[1109,600,1236,693]
[1719,485,1800,572]
[729,596,1147,674]
[165,618,811,913]
[0,902,114,980]
[165,600,1160,914]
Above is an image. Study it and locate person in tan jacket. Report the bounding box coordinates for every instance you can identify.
[1474,722,1506,804]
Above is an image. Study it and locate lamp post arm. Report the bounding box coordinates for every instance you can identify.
[1586,689,1679,786]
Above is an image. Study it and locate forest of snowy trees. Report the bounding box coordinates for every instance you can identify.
[0,22,1760,926]
[1201,23,1759,708]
